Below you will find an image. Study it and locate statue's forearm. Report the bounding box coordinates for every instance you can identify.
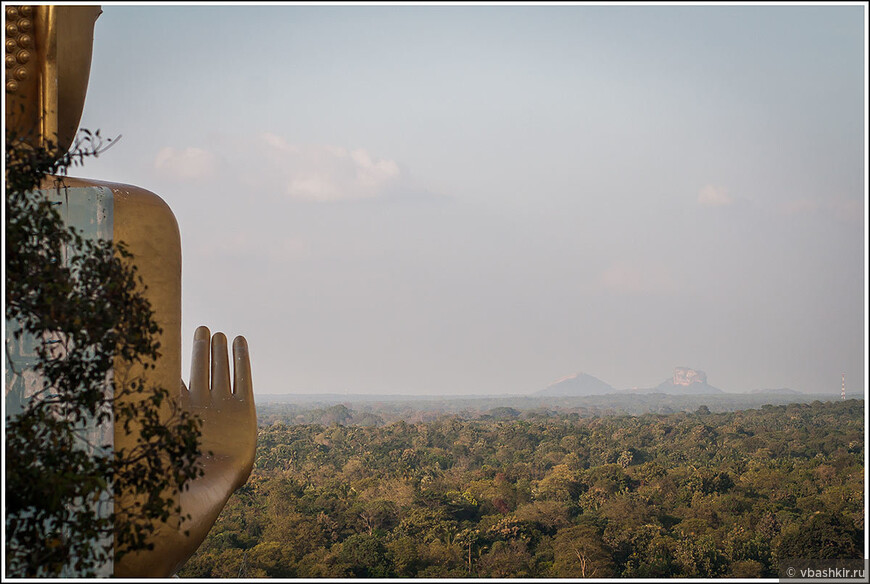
[114,464,241,578]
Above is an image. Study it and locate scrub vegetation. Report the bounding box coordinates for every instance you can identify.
[178,399,863,578]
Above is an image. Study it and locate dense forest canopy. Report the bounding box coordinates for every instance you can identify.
[179,399,864,578]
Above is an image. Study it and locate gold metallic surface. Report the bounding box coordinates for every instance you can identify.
[5,5,100,155]
[10,6,259,577]
[53,178,257,577]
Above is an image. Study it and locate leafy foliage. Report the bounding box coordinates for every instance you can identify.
[4,131,203,577]
[179,399,864,577]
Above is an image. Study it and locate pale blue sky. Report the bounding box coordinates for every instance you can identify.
[75,2,867,396]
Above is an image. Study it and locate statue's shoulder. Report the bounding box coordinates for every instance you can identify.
[49,176,180,238]
[54,176,170,209]
[42,177,181,253]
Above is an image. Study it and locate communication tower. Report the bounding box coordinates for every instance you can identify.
[841,373,846,400]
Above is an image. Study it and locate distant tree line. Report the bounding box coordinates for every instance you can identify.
[255,391,853,427]
[178,399,864,578]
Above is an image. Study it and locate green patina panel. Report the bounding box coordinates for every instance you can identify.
[5,185,115,577]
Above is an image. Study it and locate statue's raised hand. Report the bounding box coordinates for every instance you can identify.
[182,326,257,492]
[115,326,257,577]
[177,326,257,541]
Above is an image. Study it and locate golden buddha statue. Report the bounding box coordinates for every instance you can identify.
[4,5,258,577]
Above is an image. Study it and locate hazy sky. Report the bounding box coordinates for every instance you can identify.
[74,2,867,396]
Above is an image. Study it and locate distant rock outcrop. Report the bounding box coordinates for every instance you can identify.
[652,367,722,394]
[536,372,616,397]
[532,367,805,397]
[673,367,707,386]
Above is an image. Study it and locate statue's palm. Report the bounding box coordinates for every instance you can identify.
[182,326,257,493]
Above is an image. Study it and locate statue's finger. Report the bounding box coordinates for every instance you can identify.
[232,336,253,402]
[211,332,232,401]
[189,325,211,407]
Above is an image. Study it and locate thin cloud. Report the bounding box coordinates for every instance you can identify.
[282,144,401,201]
[153,146,218,182]
[697,184,733,207]
[155,133,411,202]
[259,132,297,153]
